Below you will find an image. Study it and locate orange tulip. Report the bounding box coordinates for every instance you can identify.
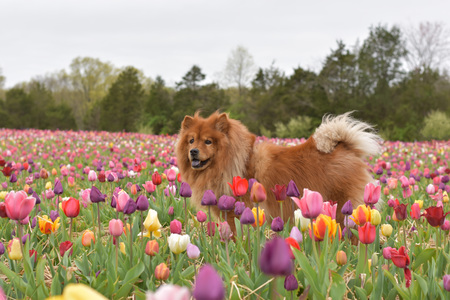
[350,205,371,226]
[82,230,95,247]
[251,207,265,227]
[155,263,170,280]
[309,214,341,241]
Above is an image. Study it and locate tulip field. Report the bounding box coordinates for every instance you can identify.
[1,128,450,300]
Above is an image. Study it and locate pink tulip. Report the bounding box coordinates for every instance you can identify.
[321,201,337,219]
[293,189,323,219]
[116,191,130,212]
[109,219,123,237]
[426,184,436,194]
[364,183,381,206]
[142,181,156,194]
[88,170,98,182]
[5,190,36,221]
[166,169,177,182]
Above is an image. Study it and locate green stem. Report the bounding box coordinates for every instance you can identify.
[248,225,251,275]
[184,198,188,235]
[115,240,119,276]
[279,201,283,221]
[208,206,215,262]
[256,203,260,261]
[129,217,133,265]
[69,218,73,241]
[97,203,102,239]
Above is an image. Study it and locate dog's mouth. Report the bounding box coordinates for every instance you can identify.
[191,158,210,169]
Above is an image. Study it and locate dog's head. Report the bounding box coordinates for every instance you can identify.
[177,112,230,171]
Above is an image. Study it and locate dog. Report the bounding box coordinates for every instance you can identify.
[175,111,381,230]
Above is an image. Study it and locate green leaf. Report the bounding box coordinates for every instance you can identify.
[329,271,346,300]
[413,272,427,296]
[354,286,367,300]
[383,269,410,300]
[114,261,145,299]
[293,250,325,300]
[412,248,436,270]
[50,272,61,296]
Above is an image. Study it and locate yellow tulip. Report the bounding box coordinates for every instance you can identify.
[38,215,60,234]
[380,224,393,237]
[370,209,381,226]
[7,238,22,260]
[46,283,107,300]
[143,209,162,238]
[120,242,126,255]
[0,191,7,199]
[350,205,371,226]
[45,181,53,190]
[443,192,449,203]
[415,200,423,209]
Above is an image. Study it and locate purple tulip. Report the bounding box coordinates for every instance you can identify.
[123,198,137,214]
[32,191,41,205]
[50,210,59,222]
[240,208,255,225]
[341,200,353,215]
[271,217,284,232]
[444,275,450,291]
[9,173,17,183]
[180,182,192,198]
[201,190,217,206]
[286,180,300,197]
[136,195,149,211]
[289,226,303,244]
[284,274,298,291]
[193,265,225,300]
[0,242,4,255]
[218,195,236,211]
[53,179,63,195]
[31,216,37,229]
[168,206,174,216]
[259,237,292,276]
[187,243,200,259]
[90,186,106,203]
[234,201,245,216]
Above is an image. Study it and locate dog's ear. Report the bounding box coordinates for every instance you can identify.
[215,113,229,133]
[182,116,194,130]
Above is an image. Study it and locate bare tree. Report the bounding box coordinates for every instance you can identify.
[405,21,450,72]
[222,46,257,96]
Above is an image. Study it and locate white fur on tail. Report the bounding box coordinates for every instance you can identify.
[313,112,382,157]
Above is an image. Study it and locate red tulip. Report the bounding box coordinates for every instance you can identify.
[5,190,36,221]
[228,176,248,197]
[393,203,408,221]
[61,197,80,218]
[60,241,73,257]
[285,237,300,259]
[390,246,410,269]
[421,206,450,227]
[358,222,376,244]
[272,184,287,201]
[152,171,162,186]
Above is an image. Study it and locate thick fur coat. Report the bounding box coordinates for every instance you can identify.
[175,112,382,228]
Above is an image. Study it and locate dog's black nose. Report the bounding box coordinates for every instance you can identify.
[190,148,199,157]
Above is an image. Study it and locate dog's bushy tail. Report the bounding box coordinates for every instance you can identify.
[312,112,382,158]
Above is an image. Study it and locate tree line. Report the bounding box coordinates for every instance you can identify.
[0,22,449,140]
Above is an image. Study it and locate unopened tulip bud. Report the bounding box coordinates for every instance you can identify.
[186,243,200,259]
[170,219,182,234]
[370,209,381,226]
[380,224,393,237]
[155,263,170,281]
[145,240,159,256]
[81,230,95,247]
[336,250,347,265]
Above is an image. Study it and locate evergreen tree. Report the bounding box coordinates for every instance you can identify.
[100,67,145,132]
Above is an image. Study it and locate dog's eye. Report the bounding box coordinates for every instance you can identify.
[205,140,212,145]
[189,138,194,144]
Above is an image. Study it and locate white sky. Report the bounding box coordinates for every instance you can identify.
[0,0,449,88]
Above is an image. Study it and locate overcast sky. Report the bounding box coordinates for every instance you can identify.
[1,0,449,88]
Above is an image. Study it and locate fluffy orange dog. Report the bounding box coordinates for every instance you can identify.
[176,111,381,228]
